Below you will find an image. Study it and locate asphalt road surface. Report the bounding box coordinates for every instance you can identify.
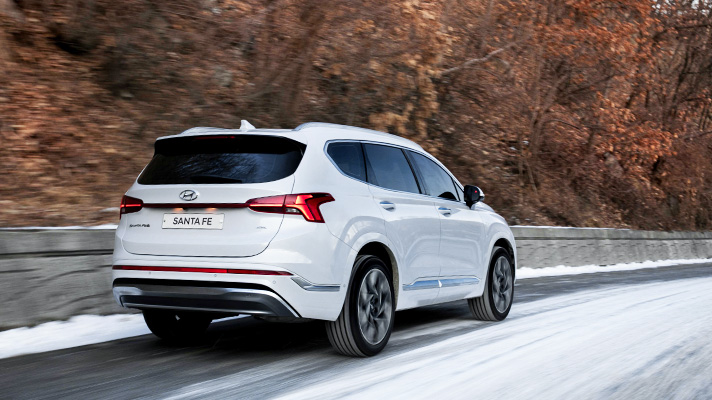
[2,263,712,400]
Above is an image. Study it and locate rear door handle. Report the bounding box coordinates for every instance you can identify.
[438,206,451,215]
[380,201,396,211]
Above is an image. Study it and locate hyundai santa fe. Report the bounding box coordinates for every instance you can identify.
[112,121,516,356]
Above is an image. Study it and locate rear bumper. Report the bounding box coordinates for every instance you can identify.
[113,279,299,317]
[111,266,347,320]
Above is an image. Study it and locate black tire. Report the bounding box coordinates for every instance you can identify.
[142,309,213,344]
[326,255,395,357]
[468,246,514,321]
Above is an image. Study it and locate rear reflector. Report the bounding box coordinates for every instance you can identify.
[120,195,143,219]
[112,265,292,276]
[246,193,335,223]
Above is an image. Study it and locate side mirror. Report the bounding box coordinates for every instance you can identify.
[464,185,484,207]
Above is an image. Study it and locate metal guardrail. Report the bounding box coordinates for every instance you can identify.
[1,227,711,329]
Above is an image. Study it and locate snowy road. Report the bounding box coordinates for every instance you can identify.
[2,263,712,399]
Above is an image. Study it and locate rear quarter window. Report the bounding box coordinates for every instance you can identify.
[138,135,306,185]
[326,142,367,181]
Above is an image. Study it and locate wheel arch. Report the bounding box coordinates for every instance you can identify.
[355,241,400,305]
[491,237,516,280]
[493,238,515,265]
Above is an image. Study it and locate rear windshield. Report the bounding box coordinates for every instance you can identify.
[138,135,306,185]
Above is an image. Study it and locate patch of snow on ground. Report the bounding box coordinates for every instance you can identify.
[0,314,251,360]
[517,258,712,279]
[277,277,712,400]
[0,314,149,359]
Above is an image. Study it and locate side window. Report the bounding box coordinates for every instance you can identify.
[327,142,366,181]
[408,152,459,201]
[363,144,420,194]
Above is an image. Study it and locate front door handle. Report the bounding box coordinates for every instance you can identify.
[380,201,396,211]
[438,206,451,215]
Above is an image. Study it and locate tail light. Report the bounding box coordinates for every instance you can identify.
[120,195,143,219]
[246,193,334,223]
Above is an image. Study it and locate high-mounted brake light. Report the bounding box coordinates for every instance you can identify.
[246,193,335,223]
[120,195,143,219]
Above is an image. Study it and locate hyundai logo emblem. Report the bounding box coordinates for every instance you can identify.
[179,190,199,201]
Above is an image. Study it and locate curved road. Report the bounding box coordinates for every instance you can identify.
[2,263,712,399]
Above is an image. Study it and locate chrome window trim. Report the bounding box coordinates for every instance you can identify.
[324,139,467,205]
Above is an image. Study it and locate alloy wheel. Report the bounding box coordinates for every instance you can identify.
[492,256,513,313]
[357,269,393,345]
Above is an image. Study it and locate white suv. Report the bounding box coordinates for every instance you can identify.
[112,121,516,356]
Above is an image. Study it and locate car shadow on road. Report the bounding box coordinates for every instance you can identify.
[166,300,478,356]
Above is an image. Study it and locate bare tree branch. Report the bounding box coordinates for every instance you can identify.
[682,130,712,141]
[543,119,584,132]
[440,42,517,76]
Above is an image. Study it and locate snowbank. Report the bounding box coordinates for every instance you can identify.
[517,258,712,279]
[0,314,149,359]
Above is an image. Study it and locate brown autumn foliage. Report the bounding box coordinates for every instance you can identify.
[0,0,711,229]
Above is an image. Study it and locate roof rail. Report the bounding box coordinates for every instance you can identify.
[294,122,423,149]
[294,122,397,136]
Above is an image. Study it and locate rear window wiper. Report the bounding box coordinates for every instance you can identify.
[189,175,243,184]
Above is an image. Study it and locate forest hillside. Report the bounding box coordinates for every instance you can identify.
[1,0,711,229]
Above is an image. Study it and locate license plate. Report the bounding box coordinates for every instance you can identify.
[162,213,224,230]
